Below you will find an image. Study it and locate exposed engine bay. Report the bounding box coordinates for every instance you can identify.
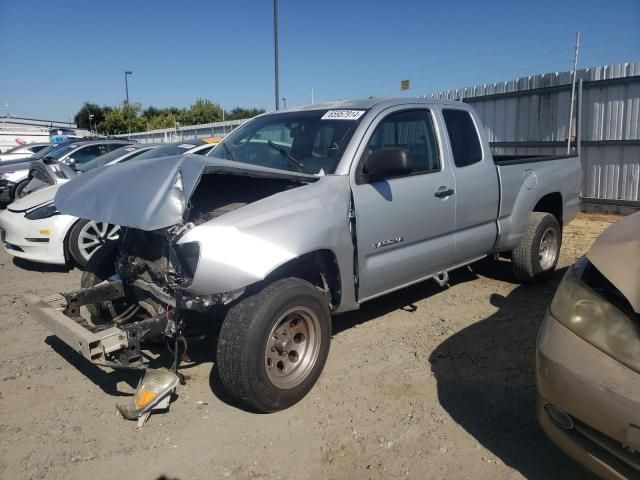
[54,172,308,370]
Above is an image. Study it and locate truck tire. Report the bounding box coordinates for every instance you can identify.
[511,212,561,282]
[217,277,331,412]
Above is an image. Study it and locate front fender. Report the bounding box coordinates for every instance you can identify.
[179,175,357,310]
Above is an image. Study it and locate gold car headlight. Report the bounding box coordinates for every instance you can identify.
[550,260,640,373]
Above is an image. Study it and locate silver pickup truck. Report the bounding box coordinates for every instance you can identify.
[26,98,581,413]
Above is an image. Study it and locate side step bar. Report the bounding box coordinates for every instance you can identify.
[23,293,128,363]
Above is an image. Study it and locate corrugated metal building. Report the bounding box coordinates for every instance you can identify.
[432,61,640,209]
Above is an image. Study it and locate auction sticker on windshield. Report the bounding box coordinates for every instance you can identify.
[321,110,366,120]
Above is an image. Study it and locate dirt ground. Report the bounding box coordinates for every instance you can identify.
[0,213,619,480]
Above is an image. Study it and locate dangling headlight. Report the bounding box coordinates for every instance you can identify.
[117,369,180,429]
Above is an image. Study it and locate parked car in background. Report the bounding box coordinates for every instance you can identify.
[26,98,581,416]
[0,144,72,205]
[22,143,159,196]
[0,141,71,173]
[0,140,217,267]
[0,139,134,206]
[0,142,50,162]
[537,211,640,480]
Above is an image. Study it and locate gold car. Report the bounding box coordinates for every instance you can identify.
[537,212,640,479]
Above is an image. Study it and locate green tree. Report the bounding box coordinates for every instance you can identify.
[98,108,127,135]
[74,102,107,130]
[76,99,265,134]
[145,114,176,130]
[189,98,223,124]
[226,107,266,120]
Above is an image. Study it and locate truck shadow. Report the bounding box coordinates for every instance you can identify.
[44,336,157,396]
[428,267,596,479]
[333,257,516,334]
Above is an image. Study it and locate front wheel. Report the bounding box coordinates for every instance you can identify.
[14,179,29,199]
[67,219,120,268]
[216,277,331,412]
[511,212,561,282]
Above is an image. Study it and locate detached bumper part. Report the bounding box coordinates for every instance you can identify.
[23,293,128,363]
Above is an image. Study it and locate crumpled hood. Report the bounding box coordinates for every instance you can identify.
[586,211,640,314]
[54,154,317,231]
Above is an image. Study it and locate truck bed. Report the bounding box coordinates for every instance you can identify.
[493,153,577,166]
[493,153,581,252]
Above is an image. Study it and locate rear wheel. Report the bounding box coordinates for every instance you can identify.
[511,212,561,282]
[216,277,331,412]
[68,219,120,268]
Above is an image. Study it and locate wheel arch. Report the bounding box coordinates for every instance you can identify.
[261,249,342,311]
[533,192,563,226]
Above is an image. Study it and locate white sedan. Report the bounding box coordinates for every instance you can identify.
[0,183,119,266]
[0,143,50,162]
[0,140,218,267]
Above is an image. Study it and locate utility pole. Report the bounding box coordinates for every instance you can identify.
[311,88,314,105]
[124,70,133,135]
[274,0,280,110]
[567,32,580,154]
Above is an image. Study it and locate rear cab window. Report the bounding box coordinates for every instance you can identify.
[442,109,482,167]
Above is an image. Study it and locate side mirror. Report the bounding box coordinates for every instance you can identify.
[363,147,413,181]
[67,157,76,165]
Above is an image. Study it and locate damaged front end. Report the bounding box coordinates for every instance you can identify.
[24,154,320,424]
[24,224,208,370]
[27,154,315,367]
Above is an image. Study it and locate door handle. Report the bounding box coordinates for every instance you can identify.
[434,187,455,198]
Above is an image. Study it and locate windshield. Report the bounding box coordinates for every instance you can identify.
[31,144,58,160]
[211,109,366,174]
[42,143,79,160]
[76,146,150,172]
[132,141,205,161]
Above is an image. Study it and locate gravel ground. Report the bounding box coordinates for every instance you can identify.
[0,213,618,480]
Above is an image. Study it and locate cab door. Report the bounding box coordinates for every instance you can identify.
[441,108,499,263]
[351,108,456,301]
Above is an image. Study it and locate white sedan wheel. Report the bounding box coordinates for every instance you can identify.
[75,221,120,264]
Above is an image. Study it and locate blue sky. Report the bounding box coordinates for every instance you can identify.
[1,0,639,121]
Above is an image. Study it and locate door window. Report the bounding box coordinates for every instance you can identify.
[363,110,440,175]
[442,109,482,167]
[69,144,109,164]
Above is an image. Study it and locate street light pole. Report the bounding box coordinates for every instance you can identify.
[273,0,280,110]
[124,70,133,135]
